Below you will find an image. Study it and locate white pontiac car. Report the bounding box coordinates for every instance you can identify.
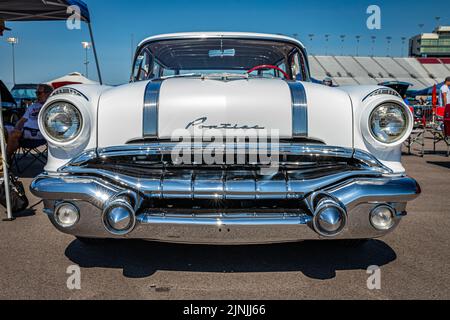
[31,32,420,245]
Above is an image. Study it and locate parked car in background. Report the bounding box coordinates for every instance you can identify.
[11,83,38,112]
[31,32,420,246]
[8,83,38,125]
[378,81,413,98]
[1,80,20,125]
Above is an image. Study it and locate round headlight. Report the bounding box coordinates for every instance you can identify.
[369,103,408,143]
[42,102,82,142]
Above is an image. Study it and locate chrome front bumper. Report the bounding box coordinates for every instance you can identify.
[30,144,421,244]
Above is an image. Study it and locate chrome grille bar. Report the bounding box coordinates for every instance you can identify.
[59,167,384,201]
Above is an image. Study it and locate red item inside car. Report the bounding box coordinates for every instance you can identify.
[51,81,82,89]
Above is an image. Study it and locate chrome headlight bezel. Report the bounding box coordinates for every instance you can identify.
[369,102,409,144]
[40,101,84,144]
[361,99,412,148]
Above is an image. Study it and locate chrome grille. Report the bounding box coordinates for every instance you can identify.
[60,143,390,204]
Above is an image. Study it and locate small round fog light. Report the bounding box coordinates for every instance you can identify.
[55,203,79,228]
[370,205,395,230]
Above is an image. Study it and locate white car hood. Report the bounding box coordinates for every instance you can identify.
[97,78,353,148]
[158,77,292,138]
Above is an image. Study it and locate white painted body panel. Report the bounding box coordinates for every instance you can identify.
[94,78,354,146]
[42,81,411,174]
[42,84,111,172]
[158,78,293,139]
[302,82,353,148]
[338,85,414,173]
[97,81,148,147]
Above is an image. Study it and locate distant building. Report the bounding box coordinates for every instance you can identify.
[409,26,450,57]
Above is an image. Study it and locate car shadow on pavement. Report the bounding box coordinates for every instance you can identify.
[12,208,36,218]
[427,161,450,169]
[11,158,45,179]
[65,239,396,280]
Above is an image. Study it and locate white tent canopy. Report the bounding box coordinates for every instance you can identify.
[46,72,99,87]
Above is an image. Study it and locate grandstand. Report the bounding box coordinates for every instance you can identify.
[315,56,349,78]
[309,55,450,91]
[418,58,450,81]
[308,56,328,80]
[372,57,425,89]
[333,56,377,85]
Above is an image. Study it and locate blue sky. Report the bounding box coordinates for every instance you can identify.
[0,0,448,87]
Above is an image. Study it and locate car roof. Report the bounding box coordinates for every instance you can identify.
[138,32,306,51]
[11,84,39,89]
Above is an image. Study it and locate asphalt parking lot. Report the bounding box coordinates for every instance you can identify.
[1,138,449,300]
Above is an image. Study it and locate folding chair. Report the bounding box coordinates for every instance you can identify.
[405,105,431,157]
[430,105,450,157]
[12,128,48,174]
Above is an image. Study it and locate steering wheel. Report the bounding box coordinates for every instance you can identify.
[247,64,290,80]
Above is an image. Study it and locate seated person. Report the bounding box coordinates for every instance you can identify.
[6,84,53,163]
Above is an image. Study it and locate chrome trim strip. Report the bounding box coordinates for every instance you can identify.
[143,81,163,138]
[99,144,352,158]
[362,88,401,101]
[30,174,120,209]
[32,171,419,208]
[137,212,313,226]
[50,87,89,101]
[51,169,382,201]
[288,82,308,137]
[327,176,421,210]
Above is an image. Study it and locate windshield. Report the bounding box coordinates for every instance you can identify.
[11,87,37,100]
[132,38,309,82]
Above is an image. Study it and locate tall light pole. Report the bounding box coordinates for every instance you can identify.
[340,35,346,56]
[370,36,376,57]
[131,33,135,68]
[308,34,315,54]
[401,37,407,57]
[418,23,425,33]
[435,16,441,29]
[81,41,91,78]
[6,37,18,85]
[355,35,361,56]
[386,36,392,57]
[325,34,330,55]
